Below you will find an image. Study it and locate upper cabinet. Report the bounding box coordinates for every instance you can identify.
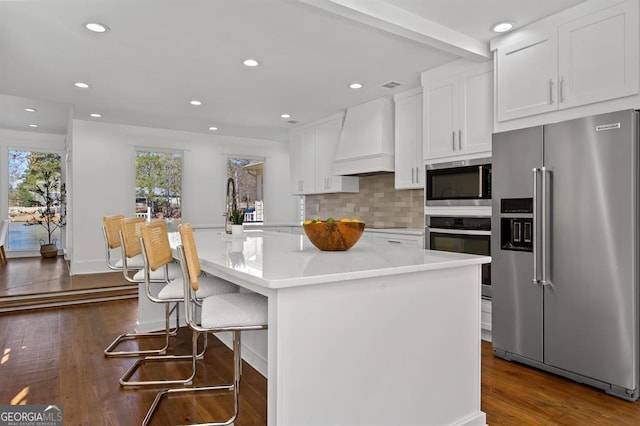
[496,30,558,120]
[289,114,359,195]
[394,88,423,189]
[422,60,494,161]
[495,0,639,121]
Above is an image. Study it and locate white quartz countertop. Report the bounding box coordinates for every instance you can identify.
[178,229,489,290]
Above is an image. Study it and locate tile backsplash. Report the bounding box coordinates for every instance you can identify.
[304,173,424,228]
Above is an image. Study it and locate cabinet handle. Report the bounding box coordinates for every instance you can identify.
[549,79,554,105]
[411,167,415,184]
[559,77,565,103]
[387,240,402,244]
[458,129,462,150]
[452,131,456,150]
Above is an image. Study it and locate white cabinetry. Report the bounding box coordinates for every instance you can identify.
[496,30,557,121]
[290,129,315,194]
[495,0,639,121]
[290,114,359,195]
[422,60,493,161]
[394,88,423,189]
[367,231,424,248]
[481,299,492,342]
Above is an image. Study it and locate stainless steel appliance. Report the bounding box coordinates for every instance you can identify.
[425,158,491,206]
[426,216,491,299]
[492,110,639,401]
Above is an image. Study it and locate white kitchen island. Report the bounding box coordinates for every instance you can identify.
[162,228,489,426]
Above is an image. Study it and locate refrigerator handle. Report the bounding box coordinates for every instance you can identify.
[541,166,551,286]
[532,167,539,284]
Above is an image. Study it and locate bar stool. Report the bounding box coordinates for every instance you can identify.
[104,217,180,357]
[119,217,181,284]
[142,223,268,426]
[119,220,238,387]
[102,215,130,271]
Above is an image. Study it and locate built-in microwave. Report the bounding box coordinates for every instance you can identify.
[425,158,491,206]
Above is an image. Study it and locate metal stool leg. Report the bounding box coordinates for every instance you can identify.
[104,302,179,357]
[119,333,208,387]
[141,331,241,426]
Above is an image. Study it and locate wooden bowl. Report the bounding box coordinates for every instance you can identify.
[303,221,365,251]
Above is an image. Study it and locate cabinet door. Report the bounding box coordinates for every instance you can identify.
[558,1,639,109]
[395,92,423,189]
[315,117,342,192]
[289,131,305,194]
[496,31,558,121]
[301,129,316,194]
[460,61,493,155]
[424,76,458,159]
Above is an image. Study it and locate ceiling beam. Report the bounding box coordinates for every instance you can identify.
[299,0,490,61]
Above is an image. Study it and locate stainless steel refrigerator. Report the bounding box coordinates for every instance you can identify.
[491,109,639,401]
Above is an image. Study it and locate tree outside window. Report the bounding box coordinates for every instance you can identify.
[135,151,182,220]
[7,151,63,250]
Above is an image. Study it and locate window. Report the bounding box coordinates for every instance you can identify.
[227,157,264,224]
[135,150,183,220]
[7,151,63,251]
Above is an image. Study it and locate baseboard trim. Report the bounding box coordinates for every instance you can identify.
[69,259,117,275]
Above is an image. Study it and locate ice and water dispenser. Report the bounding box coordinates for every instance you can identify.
[500,198,533,252]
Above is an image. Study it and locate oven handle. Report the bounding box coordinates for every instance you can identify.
[428,227,491,236]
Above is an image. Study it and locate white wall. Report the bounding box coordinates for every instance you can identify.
[69,119,297,275]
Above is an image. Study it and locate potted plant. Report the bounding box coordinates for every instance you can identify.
[25,169,66,258]
[230,208,244,236]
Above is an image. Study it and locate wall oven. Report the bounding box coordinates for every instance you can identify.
[425,158,491,206]
[426,216,492,299]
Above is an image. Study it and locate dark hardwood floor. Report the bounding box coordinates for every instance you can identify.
[0,257,137,311]
[0,256,132,297]
[0,258,639,425]
[0,300,267,425]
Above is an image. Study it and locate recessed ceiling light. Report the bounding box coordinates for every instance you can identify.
[349,83,363,89]
[190,100,202,106]
[84,22,110,33]
[90,113,102,118]
[280,114,291,119]
[74,82,90,89]
[208,126,218,131]
[243,59,259,67]
[24,108,37,112]
[29,124,38,128]
[491,22,513,33]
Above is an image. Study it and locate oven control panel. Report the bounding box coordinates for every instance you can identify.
[428,216,491,231]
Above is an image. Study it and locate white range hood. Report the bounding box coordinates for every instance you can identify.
[334,97,395,176]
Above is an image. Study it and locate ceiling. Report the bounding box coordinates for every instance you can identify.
[0,0,586,142]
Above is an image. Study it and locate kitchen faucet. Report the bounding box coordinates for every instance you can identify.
[225,177,237,233]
